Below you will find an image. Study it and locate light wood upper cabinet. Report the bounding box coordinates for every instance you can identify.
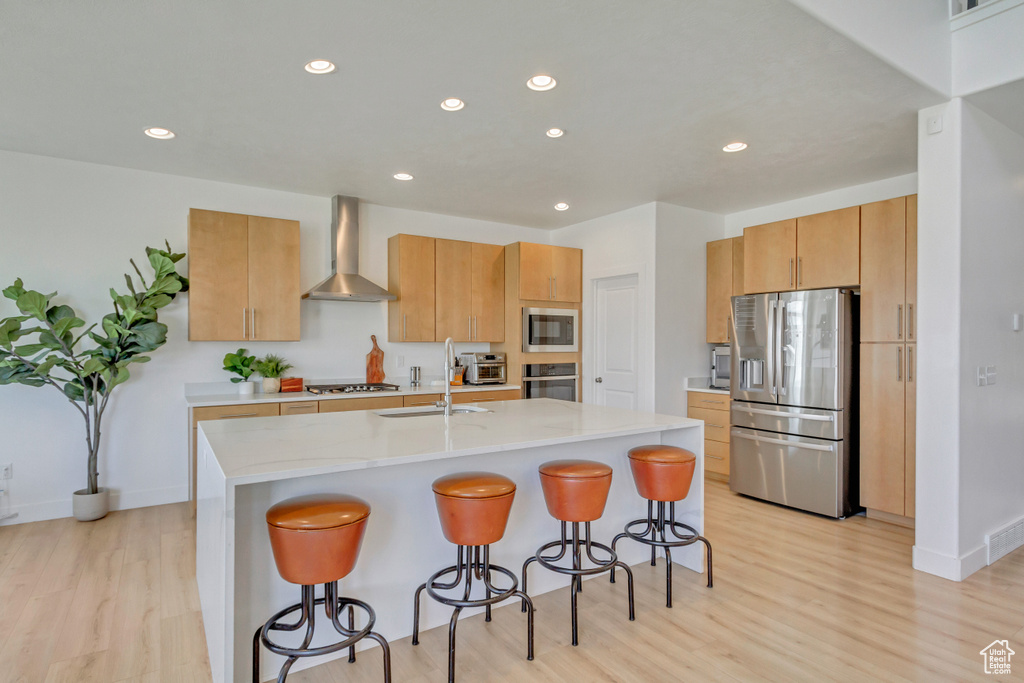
[516,242,582,303]
[796,207,860,290]
[435,239,473,342]
[859,342,909,517]
[906,195,917,342]
[188,208,300,341]
[388,234,436,342]
[471,243,504,342]
[706,238,734,344]
[732,235,745,297]
[743,219,796,294]
[905,344,916,518]
[861,196,917,343]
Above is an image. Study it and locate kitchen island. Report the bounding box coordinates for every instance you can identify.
[196,398,704,683]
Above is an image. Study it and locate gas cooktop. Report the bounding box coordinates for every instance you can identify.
[305,383,401,395]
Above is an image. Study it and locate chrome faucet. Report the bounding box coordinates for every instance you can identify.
[441,337,455,416]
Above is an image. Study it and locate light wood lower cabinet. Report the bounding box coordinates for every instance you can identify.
[280,401,318,415]
[404,394,442,407]
[318,396,404,413]
[687,390,730,479]
[452,388,520,403]
[859,343,915,518]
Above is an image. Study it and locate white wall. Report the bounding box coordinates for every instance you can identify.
[952,0,1024,96]
[913,100,966,579]
[0,150,547,524]
[956,100,1024,566]
[786,0,952,96]
[723,173,919,236]
[654,204,726,417]
[551,204,657,411]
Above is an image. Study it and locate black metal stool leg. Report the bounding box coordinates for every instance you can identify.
[411,581,427,645]
[252,626,261,683]
[664,546,673,608]
[447,606,462,683]
[366,630,393,683]
[520,556,536,612]
[347,604,356,662]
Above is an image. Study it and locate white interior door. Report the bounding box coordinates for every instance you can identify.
[593,273,639,409]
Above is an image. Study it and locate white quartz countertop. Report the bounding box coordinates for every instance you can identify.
[685,377,730,396]
[185,383,520,408]
[199,398,702,487]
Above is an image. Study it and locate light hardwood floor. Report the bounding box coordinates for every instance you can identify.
[1,481,1022,682]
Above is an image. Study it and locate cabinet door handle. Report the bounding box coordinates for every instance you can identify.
[706,454,725,461]
[908,346,913,382]
[798,257,802,287]
[701,399,725,405]
[219,412,258,419]
[553,276,557,300]
[474,316,478,341]
[897,346,903,382]
[727,315,731,342]
[403,314,407,341]
[469,316,473,340]
[549,277,553,300]
[789,258,794,288]
[242,308,247,340]
[908,304,914,340]
[897,305,903,340]
[251,308,256,340]
[706,424,725,429]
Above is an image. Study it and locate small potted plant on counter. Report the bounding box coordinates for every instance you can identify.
[255,354,293,394]
[223,349,257,395]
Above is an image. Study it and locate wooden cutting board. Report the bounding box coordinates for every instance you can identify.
[366,334,385,384]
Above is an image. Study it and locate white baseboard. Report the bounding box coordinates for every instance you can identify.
[912,543,988,581]
[0,484,188,526]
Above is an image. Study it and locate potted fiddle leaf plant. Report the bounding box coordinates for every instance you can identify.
[254,354,293,394]
[223,349,257,395]
[0,243,188,521]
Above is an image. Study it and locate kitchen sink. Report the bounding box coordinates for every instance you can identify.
[374,405,490,418]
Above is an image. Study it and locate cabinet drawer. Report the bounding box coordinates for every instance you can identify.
[318,396,404,413]
[404,394,442,408]
[687,406,730,443]
[704,439,730,475]
[687,392,729,411]
[193,403,281,422]
[453,389,520,404]
[281,401,318,416]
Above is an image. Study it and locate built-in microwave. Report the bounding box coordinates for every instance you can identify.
[710,345,731,390]
[522,307,578,353]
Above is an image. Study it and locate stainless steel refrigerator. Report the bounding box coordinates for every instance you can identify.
[728,288,858,518]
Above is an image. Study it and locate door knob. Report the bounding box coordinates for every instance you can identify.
[595,377,603,383]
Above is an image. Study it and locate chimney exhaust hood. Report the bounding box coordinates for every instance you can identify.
[302,195,396,302]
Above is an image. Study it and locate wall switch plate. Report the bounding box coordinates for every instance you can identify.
[977,367,988,386]
[0,464,11,480]
[987,366,997,385]
[1013,313,1022,331]
[927,115,943,134]
[397,355,405,368]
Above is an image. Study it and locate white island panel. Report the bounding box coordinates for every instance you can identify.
[197,399,704,683]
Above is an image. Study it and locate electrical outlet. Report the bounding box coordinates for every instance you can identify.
[397,355,406,368]
[0,464,11,480]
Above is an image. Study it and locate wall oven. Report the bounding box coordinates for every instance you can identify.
[522,307,578,353]
[522,363,578,402]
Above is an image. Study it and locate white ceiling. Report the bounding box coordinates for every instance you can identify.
[0,0,942,228]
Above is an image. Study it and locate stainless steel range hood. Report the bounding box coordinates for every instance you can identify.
[302,195,396,302]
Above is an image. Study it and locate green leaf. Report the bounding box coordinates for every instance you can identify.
[63,381,85,402]
[0,319,20,349]
[52,315,85,339]
[124,273,137,296]
[38,331,65,350]
[148,275,183,297]
[2,279,25,302]
[125,321,166,351]
[15,290,48,320]
[13,343,49,356]
[82,358,106,375]
[35,355,58,376]
[148,251,175,280]
[143,293,172,310]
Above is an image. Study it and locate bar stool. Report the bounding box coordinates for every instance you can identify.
[522,459,634,646]
[610,445,713,607]
[254,494,391,683]
[412,472,534,683]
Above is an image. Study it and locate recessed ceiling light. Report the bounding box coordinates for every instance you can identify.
[144,127,175,140]
[546,128,564,138]
[554,202,570,211]
[304,60,336,74]
[723,142,748,152]
[527,74,557,91]
[440,98,465,111]
[393,173,414,181]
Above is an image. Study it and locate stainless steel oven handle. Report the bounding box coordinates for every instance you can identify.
[521,375,578,382]
[740,407,834,422]
[731,431,834,452]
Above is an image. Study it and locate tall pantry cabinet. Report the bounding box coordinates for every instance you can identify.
[859,195,917,520]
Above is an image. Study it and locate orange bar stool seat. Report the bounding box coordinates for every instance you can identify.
[413,472,534,683]
[610,445,713,608]
[254,494,391,683]
[522,459,634,646]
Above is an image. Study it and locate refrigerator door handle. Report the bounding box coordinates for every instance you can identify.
[731,431,835,453]
[777,302,787,396]
[741,407,834,422]
[768,300,777,396]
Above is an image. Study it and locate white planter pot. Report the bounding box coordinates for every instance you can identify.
[238,380,256,396]
[72,487,109,522]
[262,378,281,394]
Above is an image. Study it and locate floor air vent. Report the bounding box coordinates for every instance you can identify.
[986,517,1024,564]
